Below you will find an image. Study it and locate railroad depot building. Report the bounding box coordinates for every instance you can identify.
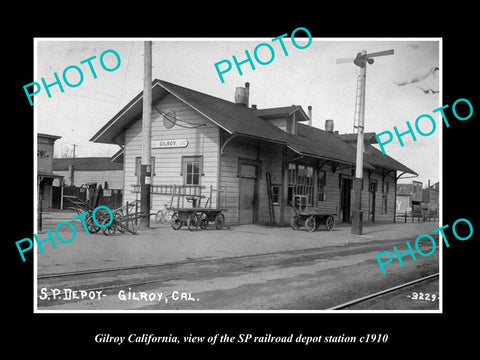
[37,133,63,210]
[90,80,417,226]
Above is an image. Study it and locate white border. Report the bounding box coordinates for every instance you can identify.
[33,37,443,314]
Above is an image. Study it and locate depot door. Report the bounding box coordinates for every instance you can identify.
[369,180,377,223]
[340,177,352,223]
[238,163,257,224]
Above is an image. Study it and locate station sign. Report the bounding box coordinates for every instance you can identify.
[152,139,188,149]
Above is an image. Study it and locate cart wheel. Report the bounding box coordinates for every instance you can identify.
[187,213,199,231]
[171,212,182,230]
[86,216,100,233]
[102,218,116,236]
[325,215,335,231]
[199,213,209,229]
[305,216,316,232]
[164,210,174,225]
[291,215,301,230]
[200,219,209,229]
[155,210,163,224]
[114,212,126,233]
[214,213,225,230]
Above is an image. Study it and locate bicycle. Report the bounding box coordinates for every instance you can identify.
[155,203,175,224]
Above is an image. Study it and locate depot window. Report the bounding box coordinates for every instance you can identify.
[317,170,327,202]
[180,155,203,186]
[271,185,280,205]
[288,164,314,206]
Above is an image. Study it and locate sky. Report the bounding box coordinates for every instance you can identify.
[35,38,440,186]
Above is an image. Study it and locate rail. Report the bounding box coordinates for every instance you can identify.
[328,272,439,310]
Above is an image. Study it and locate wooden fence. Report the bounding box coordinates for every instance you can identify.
[395,210,439,223]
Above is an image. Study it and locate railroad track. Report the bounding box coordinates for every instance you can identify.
[37,241,440,310]
[38,234,439,280]
[37,250,321,300]
[328,272,440,310]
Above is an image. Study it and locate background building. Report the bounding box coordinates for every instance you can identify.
[52,157,124,210]
[396,180,423,214]
[37,133,63,210]
[53,157,124,189]
[396,180,439,221]
[421,181,439,219]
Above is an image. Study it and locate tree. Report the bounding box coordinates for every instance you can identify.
[54,143,76,158]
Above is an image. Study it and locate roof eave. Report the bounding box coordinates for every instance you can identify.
[90,80,235,145]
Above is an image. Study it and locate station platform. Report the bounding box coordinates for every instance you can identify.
[36,210,440,276]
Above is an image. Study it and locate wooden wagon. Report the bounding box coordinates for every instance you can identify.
[170,208,226,231]
[69,197,146,235]
[290,195,336,232]
[166,185,227,231]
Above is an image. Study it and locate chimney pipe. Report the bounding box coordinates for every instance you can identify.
[234,87,247,106]
[245,82,250,107]
[325,119,334,132]
[308,105,312,126]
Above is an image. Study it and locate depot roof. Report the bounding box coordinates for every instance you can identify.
[90,79,416,175]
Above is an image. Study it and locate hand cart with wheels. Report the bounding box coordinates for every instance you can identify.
[68,196,147,236]
[169,208,226,231]
[167,186,228,231]
[290,208,335,232]
[290,195,336,232]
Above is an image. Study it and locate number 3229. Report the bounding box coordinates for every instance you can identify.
[407,292,439,301]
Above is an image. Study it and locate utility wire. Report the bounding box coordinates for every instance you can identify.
[152,104,206,129]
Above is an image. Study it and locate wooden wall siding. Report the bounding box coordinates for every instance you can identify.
[333,169,397,224]
[53,170,124,189]
[219,137,257,225]
[282,165,347,225]
[328,167,348,212]
[37,139,54,174]
[120,93,399,225]
[123,93,220,213]
[365,170,397,223]
[257,142,283,224]
[219,137,284,225]
[40,180,52,209]
[281,166,397,225]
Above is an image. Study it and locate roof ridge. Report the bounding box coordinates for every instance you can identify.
[156,79,237,106]
[90,79,416,175]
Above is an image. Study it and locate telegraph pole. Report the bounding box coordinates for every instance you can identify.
[351,50,367,235]
[336,48,394,235]
[140,41,152,228]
